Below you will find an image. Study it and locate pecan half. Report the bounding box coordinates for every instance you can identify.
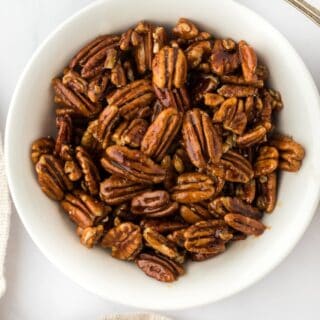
[141,108,182,162]
[69,35,120,70]
[224,213,266,236]
[185,41,212,69]
[55,115,72,156]
[254,146,279,176]
[210,39,240,75]
[256,172,277,213]
[221,75,263,88]
[140,219,188,234]
[136,253,184,282]
[112,118,148,148]
[217,84,258,97]
[81,120,103,156]
[131,190,179,218]
[78,225,104,248]
[87,72,109,102]
[208,196,262,219]
[172,18,199,40]
[107,79,155,120]
[172,173,215,203]
[236,125,267,148]
[184,220,231,254]
[208,150,254,183]
[76,146,101,195]
[238,40,258,82]
[235,179,256,203]
[62,69,88,94]
[191,74,219,104]
[270,135,305,172]
[152,46,187,89]
[61,190,110,228]
[180,203,213,223]
[100,175,149,205]
[154,86,190,112]
[96,105,120,149]
[183,108,222,169]
[213,97,247,135]
[52,78,101,118]
[204,93,225,108]
[35,155,73,200]
[143,228,184,263]
[101,222,142,260]
[101,145,166,184]
[31,137,55,165]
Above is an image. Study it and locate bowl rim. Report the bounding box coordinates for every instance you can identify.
[5,0,320,310]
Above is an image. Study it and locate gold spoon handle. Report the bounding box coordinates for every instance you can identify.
[285,0,320,26]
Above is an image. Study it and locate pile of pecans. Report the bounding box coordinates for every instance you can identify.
[31,18,305,282]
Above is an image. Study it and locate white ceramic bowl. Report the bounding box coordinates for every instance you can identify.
[5,0,320,310]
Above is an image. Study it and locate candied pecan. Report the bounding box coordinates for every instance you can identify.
[112,118,148,148]
[129,22,167,74]
[224,213,265,236]
[64,157,82,181]
[184,220,231,254]
[270,135,305,172]
[210,39,240,75]
[238,40,258,82]
[152,46,187,89]
[171,173,215,203]
[101,222,142,260]
[31,137,55,165]
[185,41,212,69]
[172,148,194,174]
[256,172,277,213]
[222,38,236,51]
[141,108,182,162]
[101,145,166,184]
[213,97,247,135]
[208,150,254,183]
[69,35,120,69]
[173,18,199,40]
[167,229,187,247]
[100,175,149,205]
[35,154,73,200]
[80,120,103,156]
[87,73,109,102]
[136,253,184,282]
[254,146,279,176]
[131,190,179,218]
[183,108,222,169]
[221,75,263,88]
[235,179,256,203]
[191,74,219,103]
[96,105,120,149]
[110,61,127,87]
[140,219,188,234]
[61,190,110,228]
[62,69,88,94]
[180,203,213,223]
[52,78,101,118]
[76,146,100,195]
[55,115,72,156]
[217,84,258,97]
[236,125,267,148]
[208,196,262,219]
[154,86,190,112]
[107,79,155,120]
[267,88,283,111]
[143,228,184,263]
[204,93,225,108]
[79,225,104,248]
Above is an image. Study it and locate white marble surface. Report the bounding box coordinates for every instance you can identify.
[0,0,320,319]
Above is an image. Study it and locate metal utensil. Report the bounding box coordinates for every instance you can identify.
[285,0,320,26]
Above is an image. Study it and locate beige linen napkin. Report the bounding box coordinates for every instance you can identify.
[0,132,11,297]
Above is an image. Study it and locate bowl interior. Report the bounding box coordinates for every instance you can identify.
[5,0,320,310]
